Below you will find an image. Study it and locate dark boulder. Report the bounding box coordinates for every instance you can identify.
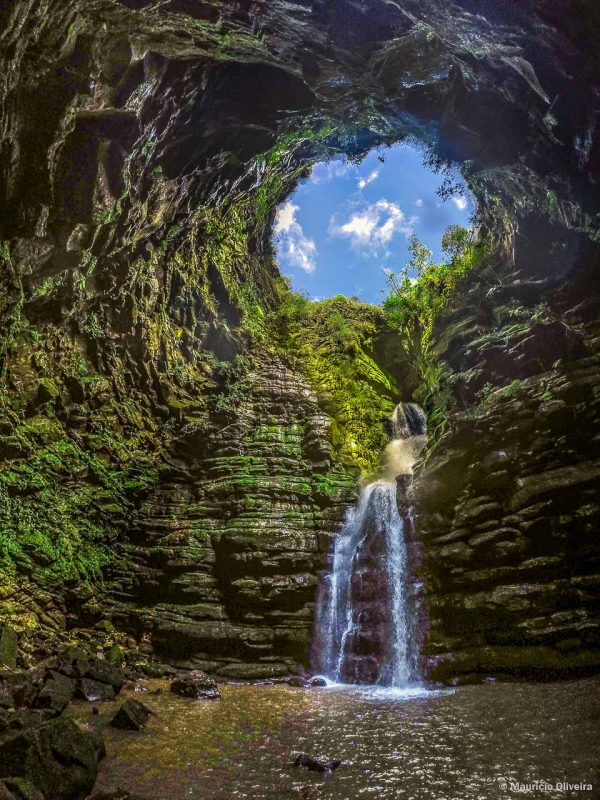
[309,677,327,687]
[287,676,311,688]
[55,649,124,694]
[85,660,124,693]
[169,671,220,701]
[293,753,343,774]
[0,778,44,800]
[34,671,73,716]
[0,715,102,800]
[110,699,152,731]
[54,648,91,680]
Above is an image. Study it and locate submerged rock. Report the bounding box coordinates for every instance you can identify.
[293,753,343,774]
[170,671,220,701]
[110,700,152,732]
[287,676,311,688]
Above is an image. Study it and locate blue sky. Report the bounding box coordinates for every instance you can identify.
[273,142,474,304]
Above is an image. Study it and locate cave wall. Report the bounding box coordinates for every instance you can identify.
[416,258,600,682]
[111,353,357,679]
[0,0,599,677]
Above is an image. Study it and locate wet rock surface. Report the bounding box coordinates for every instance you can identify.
[170,671,220,700]
[0,715,102,800]
[415,273,600,682]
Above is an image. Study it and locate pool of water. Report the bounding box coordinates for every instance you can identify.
[75,678,600,799]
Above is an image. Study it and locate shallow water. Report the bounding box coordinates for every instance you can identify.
[76,678,600,799]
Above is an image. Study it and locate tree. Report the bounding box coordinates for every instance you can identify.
[407,234,434,276]
[441,224,473,262]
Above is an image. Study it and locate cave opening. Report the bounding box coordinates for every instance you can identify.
[272,141,475,304]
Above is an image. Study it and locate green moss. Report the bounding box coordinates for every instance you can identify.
[270,286,397,477]
[383,227,487,439]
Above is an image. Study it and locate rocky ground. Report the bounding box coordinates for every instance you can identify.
[0,640,333,800]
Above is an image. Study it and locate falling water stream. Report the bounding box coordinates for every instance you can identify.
[314,403,427,687]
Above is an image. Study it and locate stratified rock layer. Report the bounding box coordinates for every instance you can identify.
[416,268,600,682]
[110,355,355,676]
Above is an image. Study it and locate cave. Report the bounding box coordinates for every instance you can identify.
[0,1,599,797]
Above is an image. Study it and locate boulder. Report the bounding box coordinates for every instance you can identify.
[110,700,152,731]
[85,660,125,693]
[287,676,311,688]
[293,753,343,774]
[34,671,73,715]
[0,715,101,800]
[169,671,220,701]
[56,649,124,694]
[309,677,327,687]
[54,647,91,680]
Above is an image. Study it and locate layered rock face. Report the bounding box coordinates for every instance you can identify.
[0,0,598,679]
[110,355,355,678]
[417,265,600,681]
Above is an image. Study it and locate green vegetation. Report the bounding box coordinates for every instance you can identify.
[0,413,158,588]
[383,225,486,437]
[272,286,397,476]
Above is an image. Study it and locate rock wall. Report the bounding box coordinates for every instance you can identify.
[110,354,356,678]
[416,264,600,682]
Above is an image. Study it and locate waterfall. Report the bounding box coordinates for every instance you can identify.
[313,402,426,687]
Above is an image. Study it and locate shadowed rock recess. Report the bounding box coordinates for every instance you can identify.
[0,0,598,682]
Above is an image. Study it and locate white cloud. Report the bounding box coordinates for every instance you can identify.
[330,200,416,253]
[310,160,354,185]
[452,196,468,211]
[357,169,380,190]
[415,198,423,207]
[274,201,317,274]
[273,201,297,234]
